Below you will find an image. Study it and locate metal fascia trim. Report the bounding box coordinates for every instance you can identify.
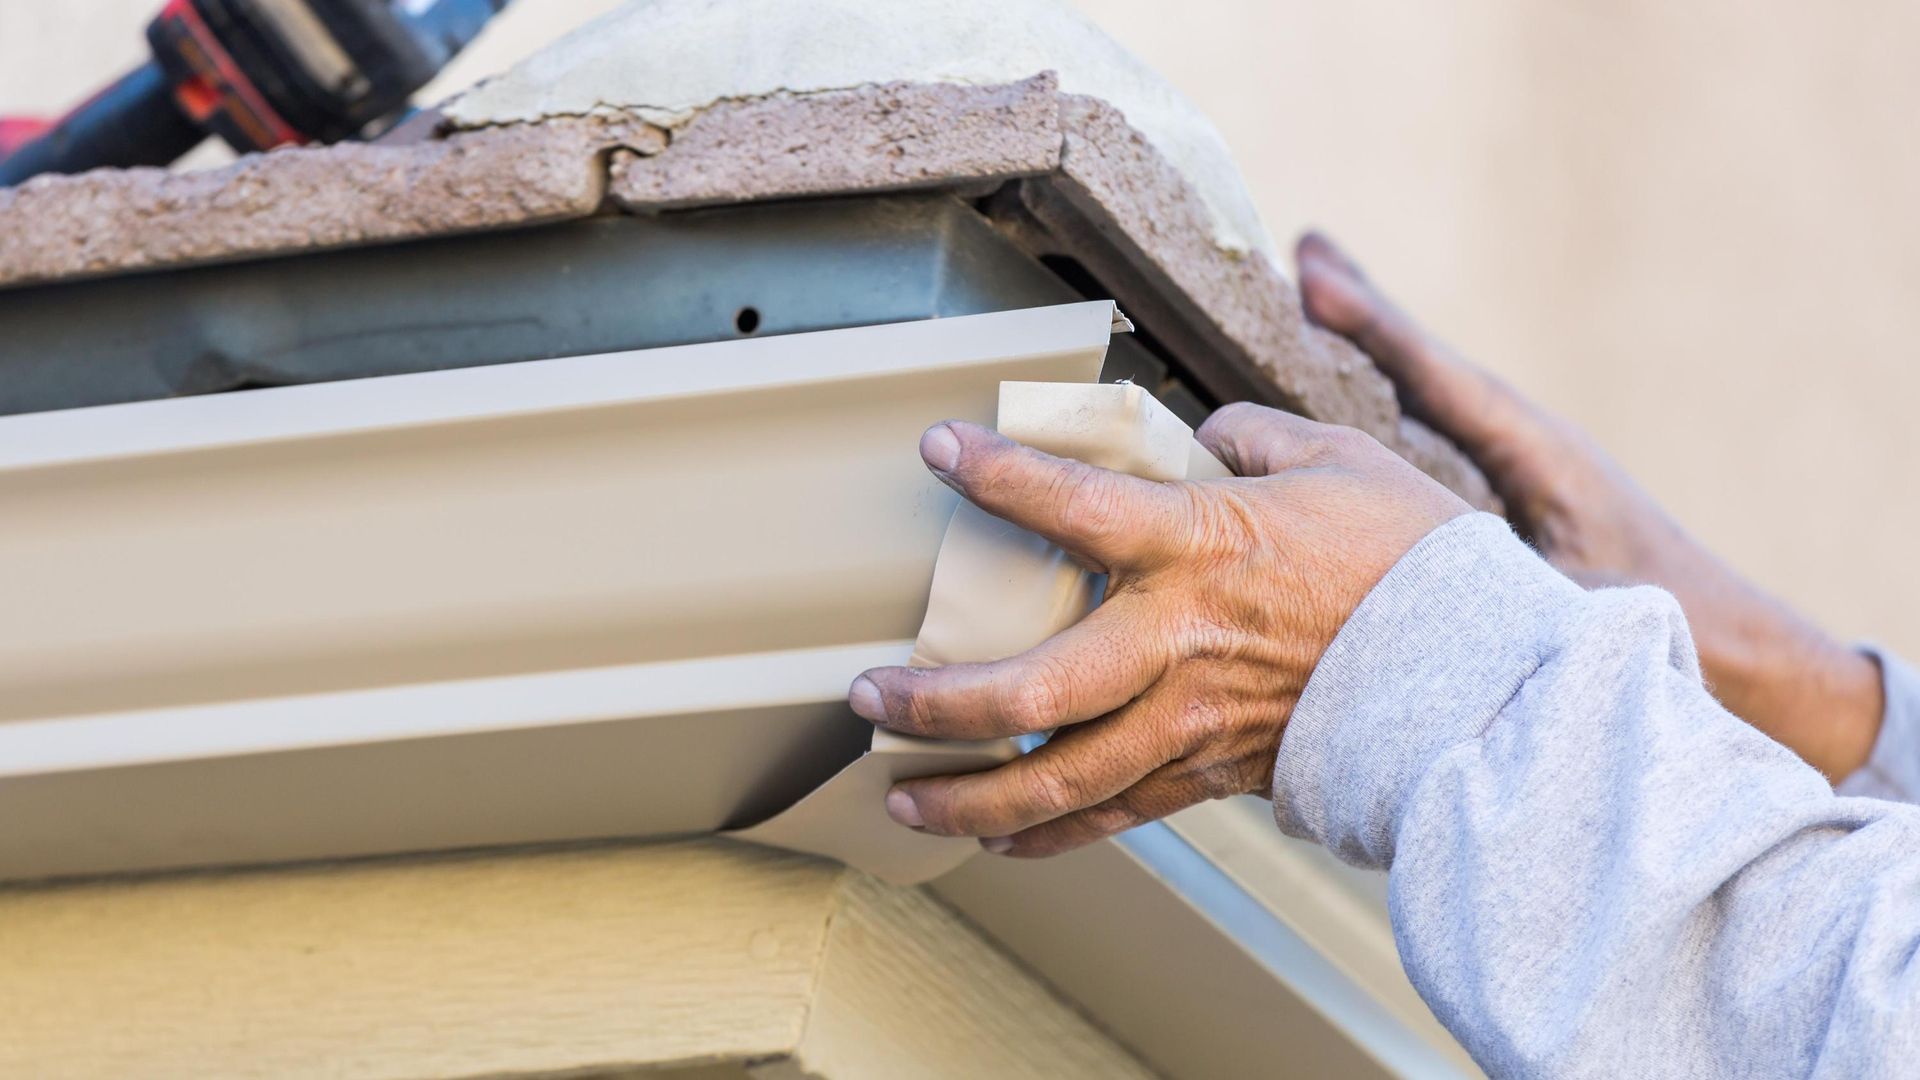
[1115,822,1476,1080]
[0,640,915,778]
[933,810,1480,1080]
[0,303,1118,881]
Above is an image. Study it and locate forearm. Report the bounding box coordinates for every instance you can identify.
[1275,515,1920,1077]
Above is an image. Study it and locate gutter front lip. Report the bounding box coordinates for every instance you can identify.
[0,639,915,778]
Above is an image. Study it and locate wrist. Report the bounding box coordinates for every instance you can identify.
[1699,603,1883,781]
[1274,514,1579,866]
[1812,646,1885,780]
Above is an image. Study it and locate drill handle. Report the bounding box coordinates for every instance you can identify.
[0,61,206,187]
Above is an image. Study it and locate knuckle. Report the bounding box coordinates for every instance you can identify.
[1325,424,1382,459]
[1081,796,1149,837]
[1176,613,1242,662]
[1194,760,1251,801]
[1054,468,1129,546]
[1199,400,1270,440]
[1170,695,1226,746]
[997,669,1066,733]
[937,798,990,838]
[1008,826,1072,859]
[1188,485,1265,556]
[909,784,964,834]
[1020,759,1083,820]
[1292,418,1348,456]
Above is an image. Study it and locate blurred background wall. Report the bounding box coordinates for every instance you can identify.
[5,1,1918,660]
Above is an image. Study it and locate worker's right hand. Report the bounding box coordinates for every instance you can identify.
[1295,231,1884,780]
[850,405,1470,857]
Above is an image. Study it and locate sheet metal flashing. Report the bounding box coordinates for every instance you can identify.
[0,195,1080,416]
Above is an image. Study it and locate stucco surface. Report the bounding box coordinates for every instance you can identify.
[445,0,1273,258]
[608,76,1064,209]
[0,117,659,283]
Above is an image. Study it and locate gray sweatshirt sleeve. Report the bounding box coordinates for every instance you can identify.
[1836,647,1920,803]
[1272,513,1920,1079]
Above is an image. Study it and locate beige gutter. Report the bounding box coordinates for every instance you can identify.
[0,303,1111,880]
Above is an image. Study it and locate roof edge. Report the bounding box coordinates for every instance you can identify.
[0,73,1495,507]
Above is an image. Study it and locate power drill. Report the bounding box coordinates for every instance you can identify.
[0,0,511,187]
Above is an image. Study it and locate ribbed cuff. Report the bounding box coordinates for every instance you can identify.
[1272,512,1584,868]
[1836,646,1920,804]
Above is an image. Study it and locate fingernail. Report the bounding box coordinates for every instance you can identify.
[848,675,884,722]
[920,424,961,473]
[885,788,924,828]
[981,836,1014,854]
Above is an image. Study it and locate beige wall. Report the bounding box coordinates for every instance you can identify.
[5,1,1918,658]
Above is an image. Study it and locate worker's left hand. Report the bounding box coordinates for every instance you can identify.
[848,404,1470,856]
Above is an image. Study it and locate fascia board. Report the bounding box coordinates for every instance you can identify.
[1160,797,1453,1050]
[933,804,1481,1080]
[0,303,1113,880]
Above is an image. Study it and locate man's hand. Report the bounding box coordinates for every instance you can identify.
[1294,231,1885,779]
[847,407,1469,857]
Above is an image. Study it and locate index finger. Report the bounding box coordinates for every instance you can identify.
[849,599,1167,740]
[921,421,1194,572]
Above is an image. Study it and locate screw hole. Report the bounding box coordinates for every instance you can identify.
[734,306,762,335]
